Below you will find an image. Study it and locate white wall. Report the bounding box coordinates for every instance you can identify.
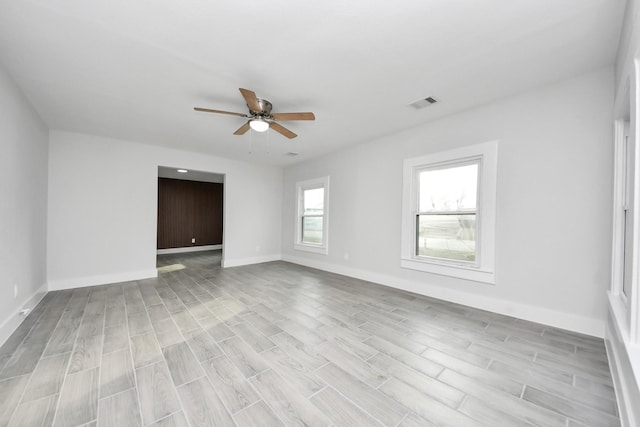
[283,68,614,338]
[47,131,282,289]
[0,64,49,345]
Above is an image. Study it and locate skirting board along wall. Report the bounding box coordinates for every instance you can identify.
[222,254,281,268]
[282,254,605,338]
[605,298,640,427]
[157,244,222,255]
[0,283,47,348]
[47,269,158,291]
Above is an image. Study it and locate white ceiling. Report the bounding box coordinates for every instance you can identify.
[0,0,625,166]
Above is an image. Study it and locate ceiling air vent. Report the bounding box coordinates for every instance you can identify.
[286,152,299,157]
[408,96,438,110]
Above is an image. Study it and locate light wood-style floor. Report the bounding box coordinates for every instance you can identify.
[0,251,619,426]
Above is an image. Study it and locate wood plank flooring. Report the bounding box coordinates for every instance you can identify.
[0,251,619,426]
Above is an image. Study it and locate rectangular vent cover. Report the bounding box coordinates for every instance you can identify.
[409,96,438,109]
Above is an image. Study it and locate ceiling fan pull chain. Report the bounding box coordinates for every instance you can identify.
[266,126,270,155]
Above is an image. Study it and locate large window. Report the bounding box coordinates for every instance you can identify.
[401,141,497,284]
[295,176,329,254]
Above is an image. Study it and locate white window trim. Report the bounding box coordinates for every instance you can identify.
[611,118,639,343]
[401,141,498,284]
[294,176,329,255]
[611,120,631,306]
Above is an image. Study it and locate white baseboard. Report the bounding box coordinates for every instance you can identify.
[282,254,605,338]
[48,269,158,291]
[157,245,222,255]
[606,295,640,427]
[0,282,48,347]
[222,254,281,268]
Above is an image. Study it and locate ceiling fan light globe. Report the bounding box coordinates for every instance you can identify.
[249,119,269,132]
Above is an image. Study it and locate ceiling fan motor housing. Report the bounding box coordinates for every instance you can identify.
[249,99,273,118]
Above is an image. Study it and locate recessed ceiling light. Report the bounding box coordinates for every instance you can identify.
[177,169,188,173]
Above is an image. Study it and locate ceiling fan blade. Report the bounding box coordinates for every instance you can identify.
[239,88,262,112]
[194,107,247,118]
[233,122,251,135]
[270,122,297,139]
[272,112,315,121]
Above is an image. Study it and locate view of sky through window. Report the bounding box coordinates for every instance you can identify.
[303,188,324,215]
[419,164,478,212]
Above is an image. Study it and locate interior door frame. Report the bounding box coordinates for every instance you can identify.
[155,166,226,266]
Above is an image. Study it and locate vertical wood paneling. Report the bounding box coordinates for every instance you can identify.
[157,178,223,249]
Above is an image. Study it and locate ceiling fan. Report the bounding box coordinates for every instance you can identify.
[194,88,315,139]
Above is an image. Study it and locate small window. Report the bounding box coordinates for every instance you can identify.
[401,141,497,284]
[295,176,329,254]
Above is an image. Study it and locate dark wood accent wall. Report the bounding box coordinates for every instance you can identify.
[157,178,223,249]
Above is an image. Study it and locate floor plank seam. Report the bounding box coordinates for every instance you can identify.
[122,291,145,427]
[49,290,94,427]
[3,307,71,427]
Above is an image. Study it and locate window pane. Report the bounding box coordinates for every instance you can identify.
[303,188,324,215]
[623,209,631,297]
[417,214,476,262]
[302,216,323,244]
[419,164,478,212]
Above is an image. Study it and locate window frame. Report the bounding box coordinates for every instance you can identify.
[294,176,329,255]
[611,117,637,342]
[622,123,631,303]
[401,141,497,284]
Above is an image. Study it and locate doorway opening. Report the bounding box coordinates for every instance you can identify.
[156,166,225,272]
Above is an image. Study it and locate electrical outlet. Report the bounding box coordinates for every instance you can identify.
[191,238,196,244]
[14,284,18,299]
[344,252,350,261]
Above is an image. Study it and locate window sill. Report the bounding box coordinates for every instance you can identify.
[400,258,495,284]
[294,243,328,255]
